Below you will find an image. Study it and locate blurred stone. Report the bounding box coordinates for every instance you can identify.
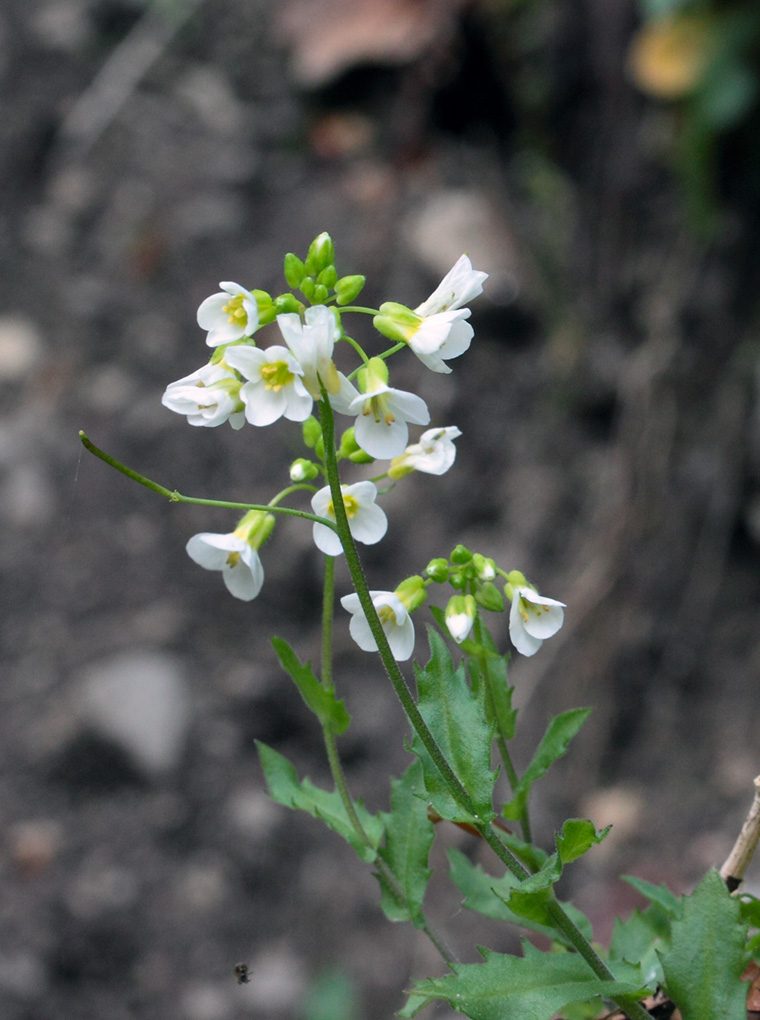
[0,315,44,381]
[0,463,54,527]
[80,651,191,775]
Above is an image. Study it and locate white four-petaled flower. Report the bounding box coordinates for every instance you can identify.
[389,426,462,478]
[277,304,341,399]
[223,344,313,426]
[311,480,388,556]
[186,532,265,601]
[161,363,245,429]
[509,586,566,657]
[340,590,415,661]
[197,282,259,347]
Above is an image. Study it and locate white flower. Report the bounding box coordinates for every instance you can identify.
[161,363,245,429]
[389,426,461,478]
[277,305,340,399]
[509,586,566,657]
[405,309,474,374]
[340,590,416,661]
[223,344,313,426]
[414,254,488,316]
[330,359,430,459]
[197,282,259,347]
[311,480,387,556]
[186,532,265,601]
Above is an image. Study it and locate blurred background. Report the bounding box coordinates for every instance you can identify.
[2,0,760,1017]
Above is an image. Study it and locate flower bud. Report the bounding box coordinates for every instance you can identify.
[299,277,315,300]
[450,544,472,565]
[395,575,427,612]
[348,448,375,464]
[274,292,304,315]
[450,571,466,589]
[335,274,366,305]
[445,594,477,644]
[283,253,306,289]
[425,558,450,583]
[475,581,504,613]
[313,283,329,304]
[289,458,319,482]
[317,266,338,289]
[305,232,335,275]
[302,416,322,449]
[252,289,276,325]
[472,554,496,581]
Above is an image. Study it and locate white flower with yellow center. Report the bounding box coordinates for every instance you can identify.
[330,358,430,459]
[508,583,566,657]
[161,363,245,429]
[310,480,387,556]
[276,304,341,399]
[340,590,415,661]
[186,511,274,601]
[223,345,312,426]
[197,282,259,347]
[389,426,462,478]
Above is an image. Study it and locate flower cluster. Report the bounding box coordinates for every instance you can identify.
[162,232,564,662]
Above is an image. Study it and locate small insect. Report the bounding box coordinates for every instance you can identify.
[234,963,250,985]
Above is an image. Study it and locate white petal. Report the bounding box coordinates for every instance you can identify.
[312,521,343,556]
[354,414,409,459]
[446,613,474,644]
[351,503,388,545]
[186,532,242,570]
[387,615,415,660]
[223,547,264,601]
[415,255,488,316]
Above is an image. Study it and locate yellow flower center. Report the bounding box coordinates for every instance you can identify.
[222,294,248,325]
[260,361,294,392]
[327,493,359,519]
[226,550,241,568]
[378,604,397,626]
[362,392,395,426]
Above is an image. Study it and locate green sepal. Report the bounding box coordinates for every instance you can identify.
[257,742,383,862]
[400,941,645,1020]
[273,292,304,315]
[659,869,749,1020]
[271,637,350,735]
[335,274,365,305]
[347,447,375,464]
[502,708,591,821]
[376,760,434,926]
[283,253,306,289]
[475,581,504,612]
[412,628,497,825]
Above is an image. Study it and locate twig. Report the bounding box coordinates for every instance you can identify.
[720,775,760,892]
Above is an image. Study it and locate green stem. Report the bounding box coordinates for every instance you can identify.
[318,552,457,966]
[79,431,336,530]
[334,305,380,316]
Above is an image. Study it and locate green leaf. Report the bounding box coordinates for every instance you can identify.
[403,941,644,1020]
[448,849,593,947]
[271,637,350,735]
[556,819,611,864]
[660,869,749,1020]
[376,760,434,926]
[621,875,682,919]
[469,622,516,740]
[610,909,666,989]
[503,709,591,821]
[412,629,498,824]
[256,742,383,862]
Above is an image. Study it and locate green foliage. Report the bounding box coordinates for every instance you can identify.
[376,761,434,926]
[448,848,594,947]
[556,818,611,864]
[610,908,667,989]
[271,637,350,735]
[621,875,683,919]
[502,709,592,821]
[412,629,498,825]
[659,869,749,1020]
[467,622,516,740]
[301,967,357,1020]
[256,742,383,862]
[399,941,645,1020]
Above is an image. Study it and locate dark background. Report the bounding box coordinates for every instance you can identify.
[2,0,760,1017]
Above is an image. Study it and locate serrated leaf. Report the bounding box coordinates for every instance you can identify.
[660,869,749,1020]
[257,742,383,862]
[448,849,593,946]
[621,875,682,918]
[271,637,350,734]
[610,909,665,989]
[412,629,497,824]
[503,709,591,821]
[376,760,434,926]
[404,941,644,1020]
[556,819,611,864]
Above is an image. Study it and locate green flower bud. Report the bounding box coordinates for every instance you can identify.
[313,283,329,304]
[472,554,496,581]
[302,416,322,449]
[347,448,375,463]
[289,458,319,482]
[425,559,450,583]
[317,265,338,289]
[252,289,276,325]
[283,253,306,289]
[274,292,304,315]
[335,274,366,305]
[395,575,427,612]
[337,426,360,458]
[450,544,472,565]
[450,571,466,589]
[475,581,504,613]
[299,277,315,300]
[305,232,335,275]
